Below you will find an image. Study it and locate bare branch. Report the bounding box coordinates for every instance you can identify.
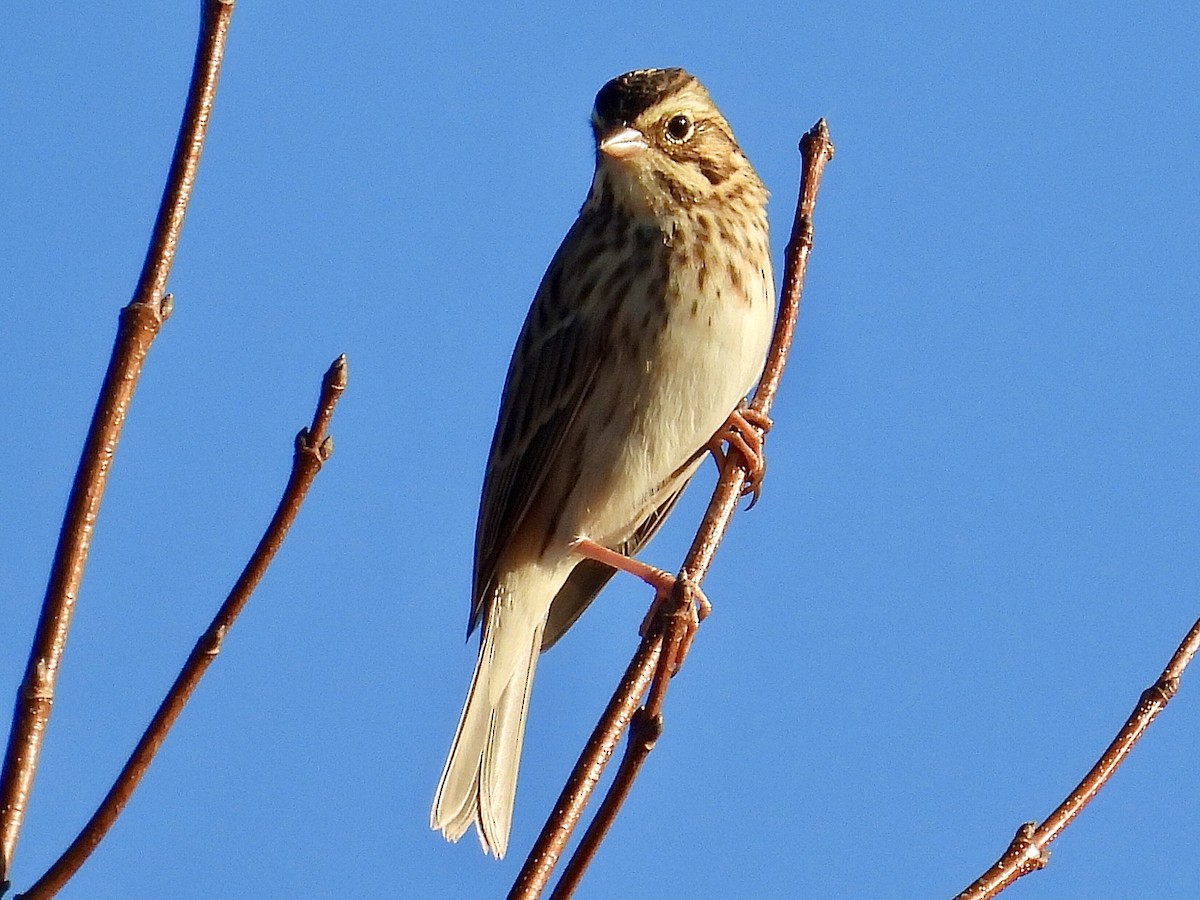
[510,120,835,900]
[957,616,1200,899]
[17,356,347,900]
[0,1,236,885]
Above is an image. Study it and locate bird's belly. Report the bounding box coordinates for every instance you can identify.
[552,277,773,550]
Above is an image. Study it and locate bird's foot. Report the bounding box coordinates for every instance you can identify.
[571,538,710,673]
[707,405,772,508]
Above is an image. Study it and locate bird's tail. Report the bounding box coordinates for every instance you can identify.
[430,603,544,859]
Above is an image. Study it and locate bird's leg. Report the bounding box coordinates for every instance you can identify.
[571,538,676,596]
[707,404,772,508]
[570,538,711,671]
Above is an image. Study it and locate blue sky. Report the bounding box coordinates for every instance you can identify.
[3,3,1199,898]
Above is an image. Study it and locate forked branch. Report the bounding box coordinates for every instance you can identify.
[510,119,836,900]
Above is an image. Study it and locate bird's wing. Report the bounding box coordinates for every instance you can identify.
[469,221,609,634]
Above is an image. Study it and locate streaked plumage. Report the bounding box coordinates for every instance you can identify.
[431,67,774,858]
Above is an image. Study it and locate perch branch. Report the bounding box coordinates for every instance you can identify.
[0,0,235,887]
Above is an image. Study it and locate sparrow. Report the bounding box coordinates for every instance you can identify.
[431,67,774,858]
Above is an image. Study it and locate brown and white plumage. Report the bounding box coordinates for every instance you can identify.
[431,67,774,858]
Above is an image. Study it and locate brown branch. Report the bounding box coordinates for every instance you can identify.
[17,356,347,900]
[510,120,835,900]
[508,640,663,899]
[956,615,1200,899]
[0,1,235,887]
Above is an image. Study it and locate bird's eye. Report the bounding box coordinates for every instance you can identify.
[664,114,694,142]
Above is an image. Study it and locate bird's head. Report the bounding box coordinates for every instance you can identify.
[588,68,760,217]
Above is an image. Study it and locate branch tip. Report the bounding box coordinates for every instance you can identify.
[328,352,348,381]
[327,354,348,389]
[800,118,835,162]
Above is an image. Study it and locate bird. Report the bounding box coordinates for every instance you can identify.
[430,67,775,858]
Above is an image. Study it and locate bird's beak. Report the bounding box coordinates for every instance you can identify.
[598,125,648,159]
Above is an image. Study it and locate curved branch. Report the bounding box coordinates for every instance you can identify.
[0,1,236,886]
[510,119,835,900]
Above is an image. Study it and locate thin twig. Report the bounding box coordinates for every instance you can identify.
[0,1,235,887]
[510,120,835,900]
[956,616,1200,900]
[508,640,662,900]
[17,356,346,900]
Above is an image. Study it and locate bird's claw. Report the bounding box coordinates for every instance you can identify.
[708,405,771,508]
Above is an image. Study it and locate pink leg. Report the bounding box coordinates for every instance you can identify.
[707,405,773,508]
[571,538,711,664]
[571,538,677,596]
